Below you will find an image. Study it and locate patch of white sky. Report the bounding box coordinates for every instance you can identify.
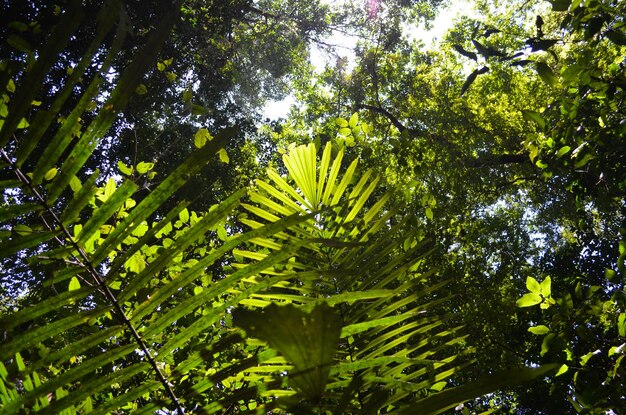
[262,0,478,120]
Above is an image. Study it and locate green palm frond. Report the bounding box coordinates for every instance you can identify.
[223,141,468,412]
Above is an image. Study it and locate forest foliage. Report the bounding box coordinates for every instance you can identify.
[0,0,624,413]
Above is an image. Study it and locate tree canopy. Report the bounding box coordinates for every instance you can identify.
[0,0,624,413]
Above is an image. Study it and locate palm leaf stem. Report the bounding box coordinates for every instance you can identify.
[0,149,184,413]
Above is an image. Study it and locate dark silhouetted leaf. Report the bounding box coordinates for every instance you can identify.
[606,29,626,46]
[234,302,342,402]
[460,66,489,96]
[402,364,560,415]
[527,38,558,51]
[472,39,506,58]
[452,44,477,61]
[536,62,557,86]
[536,15,545,38]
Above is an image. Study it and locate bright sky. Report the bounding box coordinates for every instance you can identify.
[262,0,476,120]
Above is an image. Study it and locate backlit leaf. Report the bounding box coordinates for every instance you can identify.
[218,148,229,164]
[516,293,542,307]
[528,325,550,335]
[69,277,81,291]
[526,276,541,293]
[44,167,58,181]
[136,162,154,174]
[194,128,212,149]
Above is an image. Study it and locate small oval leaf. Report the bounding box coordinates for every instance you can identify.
[528,325,550,335]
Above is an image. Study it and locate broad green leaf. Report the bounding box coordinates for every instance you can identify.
[136,161,154,174]
[179,208,189,223]
[555,364,568,376]
[14,224,33,236]
[217,225,227,241]
[521,110,545,129]
[194,128,212,148]
[218,148,229,164]
[536,62,557,86]
[528,325,550,335]
[117,161,133,175]
[6,79,16,93]
[539,276,551,297]
[16,118,30,129]
[348,112,359,128]
[516,293,542,307]
[124,251,146,273]
[541,333,556,356]
[335,118,348,127]
[234,303,342,401]
[526,276,541,293]
[556,146,571,158]
[339,127,352,136]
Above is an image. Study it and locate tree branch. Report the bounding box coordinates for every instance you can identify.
[464,153,530,168]
[356,103,407,132]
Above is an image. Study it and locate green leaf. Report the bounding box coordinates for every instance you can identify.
[556,146,571,158]
[349,112,359,128]
[561,64,582,83]
[68,276,81,291]
[526,276,541,293]
[335,118,348,127]
[404,364,559,415]
[117,161,133,175]
[234,303,342,401]
[124,251,146,273]
[528,325,550,335]
[425,207,433,220]
[136,161,154,174]
[521,110,545,129]
[6,79,16,93]
[7,34,32,53]
[217,225,227,241]
[218,148,229,164]
[14,224,33,236]
[555,364,568,376]
[536,62,557,86]
[179,208,189,223]
[17,118,30,129]
[44,167,58,181]
[539,276,551,297]
[135,84,147,95]
[339,127,352,136]
[194,128,212,149]
[430,381,447,391]
[541,333,556,356]
[618,313,625,337]
[516,293,543,307]
[574,153,594,168]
